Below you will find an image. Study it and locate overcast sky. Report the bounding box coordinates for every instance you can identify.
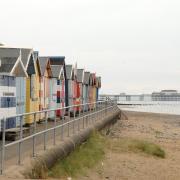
[1,0,180,94]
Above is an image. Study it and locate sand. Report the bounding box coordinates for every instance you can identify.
[80,111,180,180]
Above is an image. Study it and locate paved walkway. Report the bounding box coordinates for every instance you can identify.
[1,105,116,172]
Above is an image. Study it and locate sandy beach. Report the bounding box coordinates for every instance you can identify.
[81,111,180,180]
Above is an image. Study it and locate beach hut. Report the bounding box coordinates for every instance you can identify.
[96,76,101,101]
[83,71,90,111]
[66,65,73,111]
[89,73,97,109]
[48,57,66,118]
[0,47,28,129]
[21,49,40,124]
[37,56,52,120]
[89,73,93,109]
[48,65,65,118]
[66,64,79,113]
[77,69,84,112]
[92,74,97,106]
[73,65,79,113]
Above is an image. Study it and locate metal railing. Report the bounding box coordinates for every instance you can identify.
[0,100,117,174]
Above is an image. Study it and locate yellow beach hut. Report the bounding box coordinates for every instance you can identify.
[21,49,40,124]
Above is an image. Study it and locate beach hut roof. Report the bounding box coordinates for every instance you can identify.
[89,73,96,86]
[38,56,53,77]
[83,71,90,85]
[47,56,66,79]
[99,77,102,88]
[0,57,17,72]
[33,51,39,62]
[0,47,36,76]
[38,57,49,75]
[48,56,65,65]
[77,69,84,83]
[65,65,73,80]
[51,65,64,79]
[0,55,28,77]
[96,76,101,88]
[21,48,33,68]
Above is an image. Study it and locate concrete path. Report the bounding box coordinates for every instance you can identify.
[0,106,111,172]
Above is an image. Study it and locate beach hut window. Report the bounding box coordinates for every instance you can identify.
[0,97,6,108]
[9,97,16,107]
[57,80,60,85]
[0,97,16,108]
[57,97,60,103]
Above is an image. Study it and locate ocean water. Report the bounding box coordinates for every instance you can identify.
[118,101,180,115]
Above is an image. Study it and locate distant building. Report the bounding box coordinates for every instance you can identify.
[152,90,180,101]
[100,90,180,102]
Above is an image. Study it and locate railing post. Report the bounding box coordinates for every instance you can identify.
[1,118,6,175]
[89,106,91,124]
[94,103,97,123]
[96,103,98,122]
[67,109,70,137]
[85,114,88,127]
[33,113,36,157]
[86,115,88,127]
[73,109,75,134]
[92,105,95,124]
[83,105,85,129]
[44,112,48,151]
[61,108,64,140]
[53,111,56,145]
[105,101,107,116]
[18,115,23,165]
[78,105,81,131]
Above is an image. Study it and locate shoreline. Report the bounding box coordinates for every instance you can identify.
[119,105,180,116]
[122,110,180,119]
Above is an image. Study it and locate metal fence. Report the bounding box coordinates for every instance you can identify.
[0,100,117,174]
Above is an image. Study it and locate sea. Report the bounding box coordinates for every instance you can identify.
[118,101,180,115]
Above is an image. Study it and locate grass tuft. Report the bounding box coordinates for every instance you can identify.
[111,138,165,158]
[49,131,106,178]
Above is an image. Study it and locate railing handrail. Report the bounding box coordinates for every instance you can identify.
[3,100,113,119]
[0,100,118,175]
[4,105,113,148]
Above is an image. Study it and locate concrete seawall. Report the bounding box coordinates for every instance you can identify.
[3,107,120,179]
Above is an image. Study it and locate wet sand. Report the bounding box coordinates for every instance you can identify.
[81,111,180,180]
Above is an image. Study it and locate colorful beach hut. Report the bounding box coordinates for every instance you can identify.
[65,65,73,111]
[96,77,101,101]
[77,69,84,112]
[48,57,66,118]
[83,71,90,111]
[89,73,96,109]
[0,47,28,129]
[37,56,52,120]
[65,64,79,113]
[22,49,40,124]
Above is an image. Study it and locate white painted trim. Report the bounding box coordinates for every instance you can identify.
[10,55,28,77]
[25,49,33,70]
[81,69,85,83]
[58,66,64,79]
[19,59,28,77]
[25,49,37,75]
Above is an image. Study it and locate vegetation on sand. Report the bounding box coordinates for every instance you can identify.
[110,137,165,158]
[49,131,106,178]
